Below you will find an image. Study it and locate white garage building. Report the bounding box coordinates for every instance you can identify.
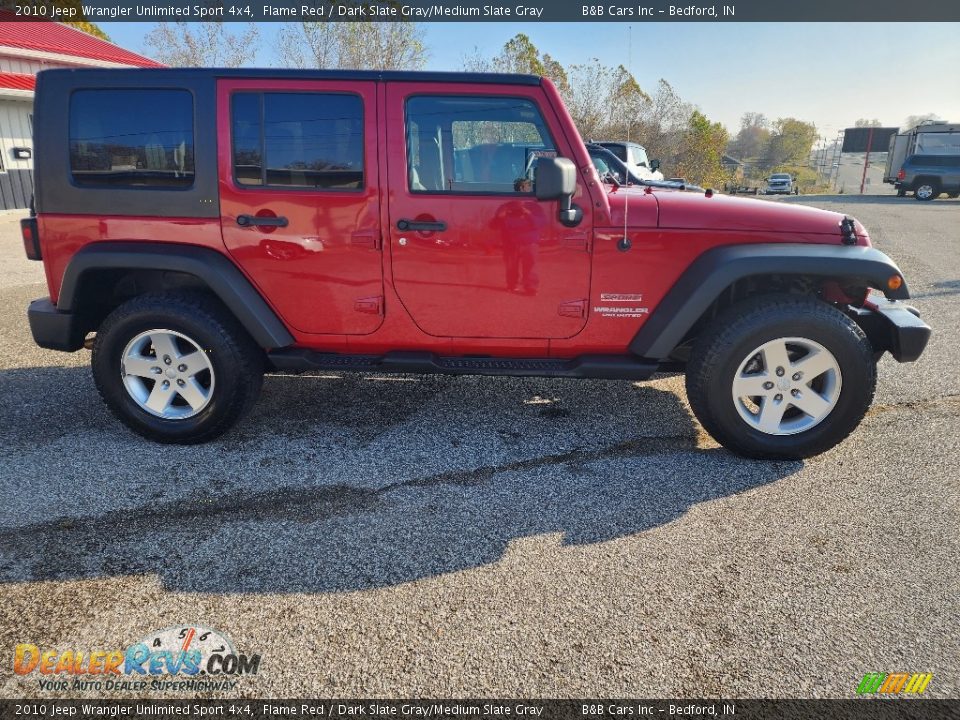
[0,19,161,210]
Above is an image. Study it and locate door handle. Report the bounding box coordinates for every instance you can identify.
[397,218,446,232]
[237,214,289,228]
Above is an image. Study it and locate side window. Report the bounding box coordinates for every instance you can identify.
[606,144,628,163]
[405,95,556,194]
[69,89,194,188]
[632,145,650,168]
[231,92,364,190]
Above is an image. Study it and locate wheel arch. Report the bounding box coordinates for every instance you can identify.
[629,243,910,360]
[57,242,295,350]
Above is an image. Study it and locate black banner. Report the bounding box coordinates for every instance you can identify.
[4,0,960,23]
[1,700,958,720]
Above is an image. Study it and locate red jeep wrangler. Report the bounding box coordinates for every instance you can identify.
[24,69,930,458]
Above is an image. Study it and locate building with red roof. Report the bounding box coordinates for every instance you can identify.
[0,17,161,209]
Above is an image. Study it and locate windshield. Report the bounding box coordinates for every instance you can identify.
[770,173,791,180]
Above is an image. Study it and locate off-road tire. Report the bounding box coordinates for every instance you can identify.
[685,295,876,459]
[92,292,264,444]
[948,192,959,199]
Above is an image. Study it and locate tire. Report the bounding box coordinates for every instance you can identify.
[92,291,264,444]
[948,192,959,199]
[914,180,940,201]
[685,295,876,460]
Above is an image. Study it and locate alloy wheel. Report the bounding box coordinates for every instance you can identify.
[731,337,842,435]
[120,329,215,419]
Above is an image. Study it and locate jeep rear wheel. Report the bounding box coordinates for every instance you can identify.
[685,295,876,459]
[92,292,264,444]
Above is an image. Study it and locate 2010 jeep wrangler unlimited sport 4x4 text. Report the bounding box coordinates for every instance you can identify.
[24,69,931,459]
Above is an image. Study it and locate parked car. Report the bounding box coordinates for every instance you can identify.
[586,143,701,191]
[763,173,799,195]
[894,154,960,200]
[24,68,930,458]
[592,140,665,181]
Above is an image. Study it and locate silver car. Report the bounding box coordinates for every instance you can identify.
[763,173,798,195]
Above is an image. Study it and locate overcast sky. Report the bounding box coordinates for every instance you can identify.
[105,21,960,138]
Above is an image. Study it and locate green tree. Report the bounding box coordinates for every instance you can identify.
[675,110,729,188]
[65,20,110,41]
[854,118,882,127]
[764,118,817,170]
[464,34,570,97]
[144,22,259,67]
[279,21,427,70]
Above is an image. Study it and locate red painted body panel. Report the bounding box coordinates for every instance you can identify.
[35,75,867,360]
[217,79,385,336]
[36,215,224,305]
[383,81,593,340]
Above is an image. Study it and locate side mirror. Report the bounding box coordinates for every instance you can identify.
[535,157,576,200]
[650,159,661,172]
[535,157,582,228]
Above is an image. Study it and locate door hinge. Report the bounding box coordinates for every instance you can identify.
[354,296,383,315]
[351,231,381,250]
[558,300,587,318]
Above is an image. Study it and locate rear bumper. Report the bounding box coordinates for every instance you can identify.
[849,298,931,362]
[28,297,85,352]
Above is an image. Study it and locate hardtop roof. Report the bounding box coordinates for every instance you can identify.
[36,66,543,86]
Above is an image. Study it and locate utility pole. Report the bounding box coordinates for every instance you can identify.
[860,127,874,194]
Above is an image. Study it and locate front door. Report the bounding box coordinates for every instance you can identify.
[384,84,593,339]
[218,79,383,335]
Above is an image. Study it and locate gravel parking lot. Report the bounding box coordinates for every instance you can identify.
[0,195,957,699]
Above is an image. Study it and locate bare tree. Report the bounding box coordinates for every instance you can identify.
[635,79,694,166]
[278,22,427,70]
[854,118,883,127]
[728,112,771,160]
[903,113,943,128]
[564,60,650,140]
[144,22,259,67]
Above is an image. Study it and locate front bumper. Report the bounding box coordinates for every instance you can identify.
[28,297,85,352]
[849,297,931,362]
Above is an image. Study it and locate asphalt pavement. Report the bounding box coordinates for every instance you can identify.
[0,195,957,699]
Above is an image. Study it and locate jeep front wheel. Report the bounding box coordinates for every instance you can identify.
[685,295,876,459]
[92,292,264,444]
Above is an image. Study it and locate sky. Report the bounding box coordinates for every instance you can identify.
[104,21,960,139]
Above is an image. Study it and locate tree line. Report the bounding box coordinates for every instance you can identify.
[125,20,925,188]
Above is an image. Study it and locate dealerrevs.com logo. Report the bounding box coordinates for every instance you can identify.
[13,626,261,692]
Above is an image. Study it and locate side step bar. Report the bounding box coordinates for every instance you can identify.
[267,349,660,381]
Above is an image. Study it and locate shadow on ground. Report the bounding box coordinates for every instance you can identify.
[0,366,801,593]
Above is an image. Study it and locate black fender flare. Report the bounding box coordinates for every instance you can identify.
[629,243,910,360]
[58,242,295,349]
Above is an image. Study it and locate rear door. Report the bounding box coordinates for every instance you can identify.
[384,83,593,339]
[218,79,383,335]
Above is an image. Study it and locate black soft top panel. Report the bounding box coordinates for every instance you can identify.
[33,68,542,218]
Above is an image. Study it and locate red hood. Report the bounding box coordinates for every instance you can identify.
[655,188,866,237]
[604,186,867,240]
